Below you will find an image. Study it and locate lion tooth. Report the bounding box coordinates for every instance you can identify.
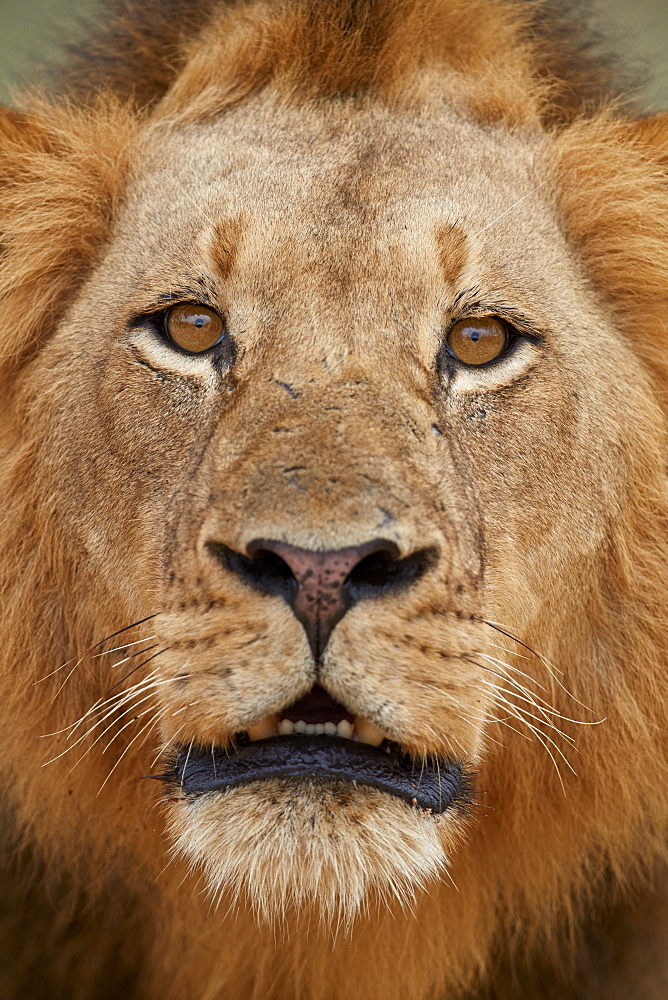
[248,715,278,741]
[337,719,353,739]
[354,717,385,746]
[249,715,382,743]
[251,713,384,744]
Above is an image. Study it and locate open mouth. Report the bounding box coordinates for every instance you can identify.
[160,686,469,814]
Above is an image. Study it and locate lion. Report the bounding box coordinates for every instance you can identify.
[1,0,668,997]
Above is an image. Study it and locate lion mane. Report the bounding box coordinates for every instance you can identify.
[1,1,668,998]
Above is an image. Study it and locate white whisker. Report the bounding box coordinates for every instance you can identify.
[93,636,157,658]
[480,680,577,745]
[473,181,547,237]
[40,673,190,763]
[97,711,166,795]
[180,738,195,793]
[34,614,159,685]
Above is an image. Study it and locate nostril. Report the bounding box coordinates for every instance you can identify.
[206,541,296,601]
[206,536,439,660]
[345,546,438,600]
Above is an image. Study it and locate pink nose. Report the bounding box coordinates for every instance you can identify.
[208,535,434,659]
[246,539,398,659]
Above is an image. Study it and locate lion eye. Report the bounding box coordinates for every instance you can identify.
[445,316,508,366]
[165,303,225,354]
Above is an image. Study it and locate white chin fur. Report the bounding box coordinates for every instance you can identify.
[167,781,459,928]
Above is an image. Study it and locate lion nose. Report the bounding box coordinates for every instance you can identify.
[210,537,434,659]
[247,540,397,659]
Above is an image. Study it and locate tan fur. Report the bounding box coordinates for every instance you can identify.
[1,1,668,997]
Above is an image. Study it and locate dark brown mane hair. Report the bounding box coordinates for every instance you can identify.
[54,0,638,125]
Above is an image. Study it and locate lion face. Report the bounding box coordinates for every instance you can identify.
[33,94,653,923]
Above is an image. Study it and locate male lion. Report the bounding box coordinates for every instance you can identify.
[1,1,668,997]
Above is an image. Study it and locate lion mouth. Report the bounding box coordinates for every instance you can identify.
[160,686,468,814]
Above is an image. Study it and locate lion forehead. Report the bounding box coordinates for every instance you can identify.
[111,101,575,338]
[135,101,540,228]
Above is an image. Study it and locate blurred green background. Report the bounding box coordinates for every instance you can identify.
[0,0,667,107]
[0,0,99,100]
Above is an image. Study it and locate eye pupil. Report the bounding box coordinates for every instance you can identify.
[445,316,508,367]
[165,303,225,354]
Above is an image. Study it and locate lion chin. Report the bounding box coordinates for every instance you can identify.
[167,782,457,925]
[161,684,470,925]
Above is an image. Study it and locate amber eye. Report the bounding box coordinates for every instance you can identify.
[164,303,225,354]
[445,316,508,367]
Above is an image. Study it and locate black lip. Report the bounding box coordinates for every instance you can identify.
[160,735,469,814]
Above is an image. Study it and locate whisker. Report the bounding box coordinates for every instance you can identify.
[525,726,568,793]
[474,651,548,692]
[481,681,577,745]
[410,679,472,708]
[483,686,577,779]
[68,705,155,777]
[40,674,189,760]
[477,617,598,714]
[469,662,578,742]
[107,643,160,671]
[97,711,166,795]
[107,648,170,692]
[93,636,157,658]
[41,671,162,740]
[100,705,159,756]
[50,684,166,767]
[479,655,604,726]
[35,614,159,685]
[472,181,547,237]
[180,738,195,792]
[151,724,187,769]
[488,716,530,742]
[484,640,532,663]
[474,685,570,791]
[410,680,508,748]
[474,617,549,665]
[154,852,180,884]
[464,654,553,710]
[64,668,166,737]
[454,706,518,747]
[170,702,200,717]
[50,663,85,703]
